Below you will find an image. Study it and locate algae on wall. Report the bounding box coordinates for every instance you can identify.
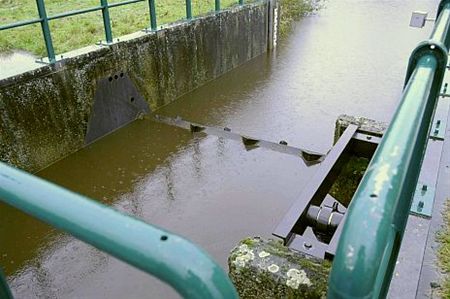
[279,0,324,37]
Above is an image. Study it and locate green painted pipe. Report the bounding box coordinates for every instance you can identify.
[215,0,221,12]
[100,0,113,43]
[35,0,56,63]
[185,0,192,20]
[148,0,157,30]
[0,162,238,299]
[328,2,450,298]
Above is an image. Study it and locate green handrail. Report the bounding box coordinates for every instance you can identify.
[0,161,238,299]
[328,1,450,298]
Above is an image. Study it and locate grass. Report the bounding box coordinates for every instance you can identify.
[279,0,323,37]
[438,202,450,298]
[0,0,240,56]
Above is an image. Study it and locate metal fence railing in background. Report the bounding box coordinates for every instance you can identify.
[0,0,245,64]
[327,0,450,298]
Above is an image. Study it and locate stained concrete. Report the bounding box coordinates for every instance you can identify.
[0,3,269,172]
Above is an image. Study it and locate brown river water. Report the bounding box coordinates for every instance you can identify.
[0,0,437,297]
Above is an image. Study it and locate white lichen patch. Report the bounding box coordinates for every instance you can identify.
[267,264,279,273]
[286,268,312,289]
[258,251,270,258]
[232,244,255,268]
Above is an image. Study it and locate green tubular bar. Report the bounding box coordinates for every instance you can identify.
[100,0,113,43]
[0,18,42,31]
[215,0,221,12]
[148,0,157,30]
[185,0,192,20]
[36,0,56,63]
[328,1,450,298]
[0,162,238,299]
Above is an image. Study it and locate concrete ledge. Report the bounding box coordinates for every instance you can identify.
[334,114,388,143]
[228,237,330,298]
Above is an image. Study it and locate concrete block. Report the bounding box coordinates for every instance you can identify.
[228,237,330,298]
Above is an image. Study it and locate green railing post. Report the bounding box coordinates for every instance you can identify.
[0,268,13,299]
[148,0,157,30]
[100,0,113,43]
[215,0,221,12]
[185,0,192,20]
[35,0,56,63]
[239,0,244,6]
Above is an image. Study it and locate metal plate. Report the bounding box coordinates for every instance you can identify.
[410,182,435,218]
[85,72,150,144]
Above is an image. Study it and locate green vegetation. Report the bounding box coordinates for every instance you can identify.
[0,0,239,56]
[438,202,450,298]
[0,0,320,57]
[330,156,369,207]
[279,0,322,37]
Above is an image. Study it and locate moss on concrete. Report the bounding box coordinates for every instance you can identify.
[329,156,369,207]
[0,3,268,172]
[229,237,330,298]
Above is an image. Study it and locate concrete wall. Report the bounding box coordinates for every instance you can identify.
[0,2,271,172]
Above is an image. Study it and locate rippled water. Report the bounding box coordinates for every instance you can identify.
[1,0,438,298]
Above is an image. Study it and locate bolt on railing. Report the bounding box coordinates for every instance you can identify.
[327,0,450,298]
[0,161,239,299]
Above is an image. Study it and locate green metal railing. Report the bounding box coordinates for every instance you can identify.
[0,161,238,299]
[328,1,450,298]
[0,0,245,63]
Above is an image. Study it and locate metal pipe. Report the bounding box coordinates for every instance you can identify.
[0,18,42,31]
[215,0,221,12]
[431,1,450,48]
[108,0,145,8]
[100,0,113,43]
[0,162,238,299]
[185,0,192,20]
[35,0,56,63]
[49,6,103,21]
[327,2,450,297]
[148,0,157,30]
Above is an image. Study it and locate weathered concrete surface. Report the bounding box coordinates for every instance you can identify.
[334,114,388,143]
[228,237,330,298]
[0,3,269,172]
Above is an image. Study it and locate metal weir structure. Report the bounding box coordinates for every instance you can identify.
[328,0,450,298]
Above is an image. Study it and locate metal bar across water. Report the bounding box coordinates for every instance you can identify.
[328,0,450,298]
